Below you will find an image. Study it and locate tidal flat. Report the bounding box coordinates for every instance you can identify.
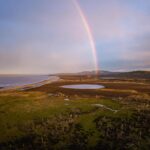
[0,75,150,149]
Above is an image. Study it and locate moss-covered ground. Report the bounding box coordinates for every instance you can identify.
[0,76,149,149]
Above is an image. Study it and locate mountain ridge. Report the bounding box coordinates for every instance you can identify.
[51,70,150,79]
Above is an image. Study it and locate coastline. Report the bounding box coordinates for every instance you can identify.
[0,76,60,91]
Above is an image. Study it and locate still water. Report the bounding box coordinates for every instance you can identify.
[61,84,104,89]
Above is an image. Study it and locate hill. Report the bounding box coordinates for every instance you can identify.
[52,70,150,79]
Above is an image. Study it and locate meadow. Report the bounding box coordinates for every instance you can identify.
[0,75,149,149]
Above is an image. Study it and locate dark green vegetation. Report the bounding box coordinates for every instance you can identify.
[0,76,150,149]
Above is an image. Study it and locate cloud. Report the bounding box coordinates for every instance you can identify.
[0,0,97,74]
[0,0,150,73]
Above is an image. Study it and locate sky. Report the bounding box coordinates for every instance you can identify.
[0,0,150,74]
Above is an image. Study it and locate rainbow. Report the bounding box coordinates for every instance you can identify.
[72,0,99,74]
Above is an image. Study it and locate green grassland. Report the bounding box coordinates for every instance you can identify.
[0,76,150,149]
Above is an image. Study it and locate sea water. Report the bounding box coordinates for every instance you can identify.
[0,75,50,88]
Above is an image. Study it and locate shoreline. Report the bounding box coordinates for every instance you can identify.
[0,76,60,91]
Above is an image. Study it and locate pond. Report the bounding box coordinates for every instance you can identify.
[61,84,104,89]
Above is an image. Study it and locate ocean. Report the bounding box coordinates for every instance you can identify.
[0,75,50,88]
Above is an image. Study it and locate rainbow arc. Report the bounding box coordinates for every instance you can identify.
[73,0,99,74]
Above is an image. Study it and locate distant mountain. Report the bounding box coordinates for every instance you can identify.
[51,70,111,76]
[53,70,117,76]
[77,70,97,75]
[78,70,111,75]
[52,70,150,79]
[112,71,150,79]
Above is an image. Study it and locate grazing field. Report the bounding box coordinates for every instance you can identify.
[0,76,150,149]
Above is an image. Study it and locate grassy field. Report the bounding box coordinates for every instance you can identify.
[0,76,150,149]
